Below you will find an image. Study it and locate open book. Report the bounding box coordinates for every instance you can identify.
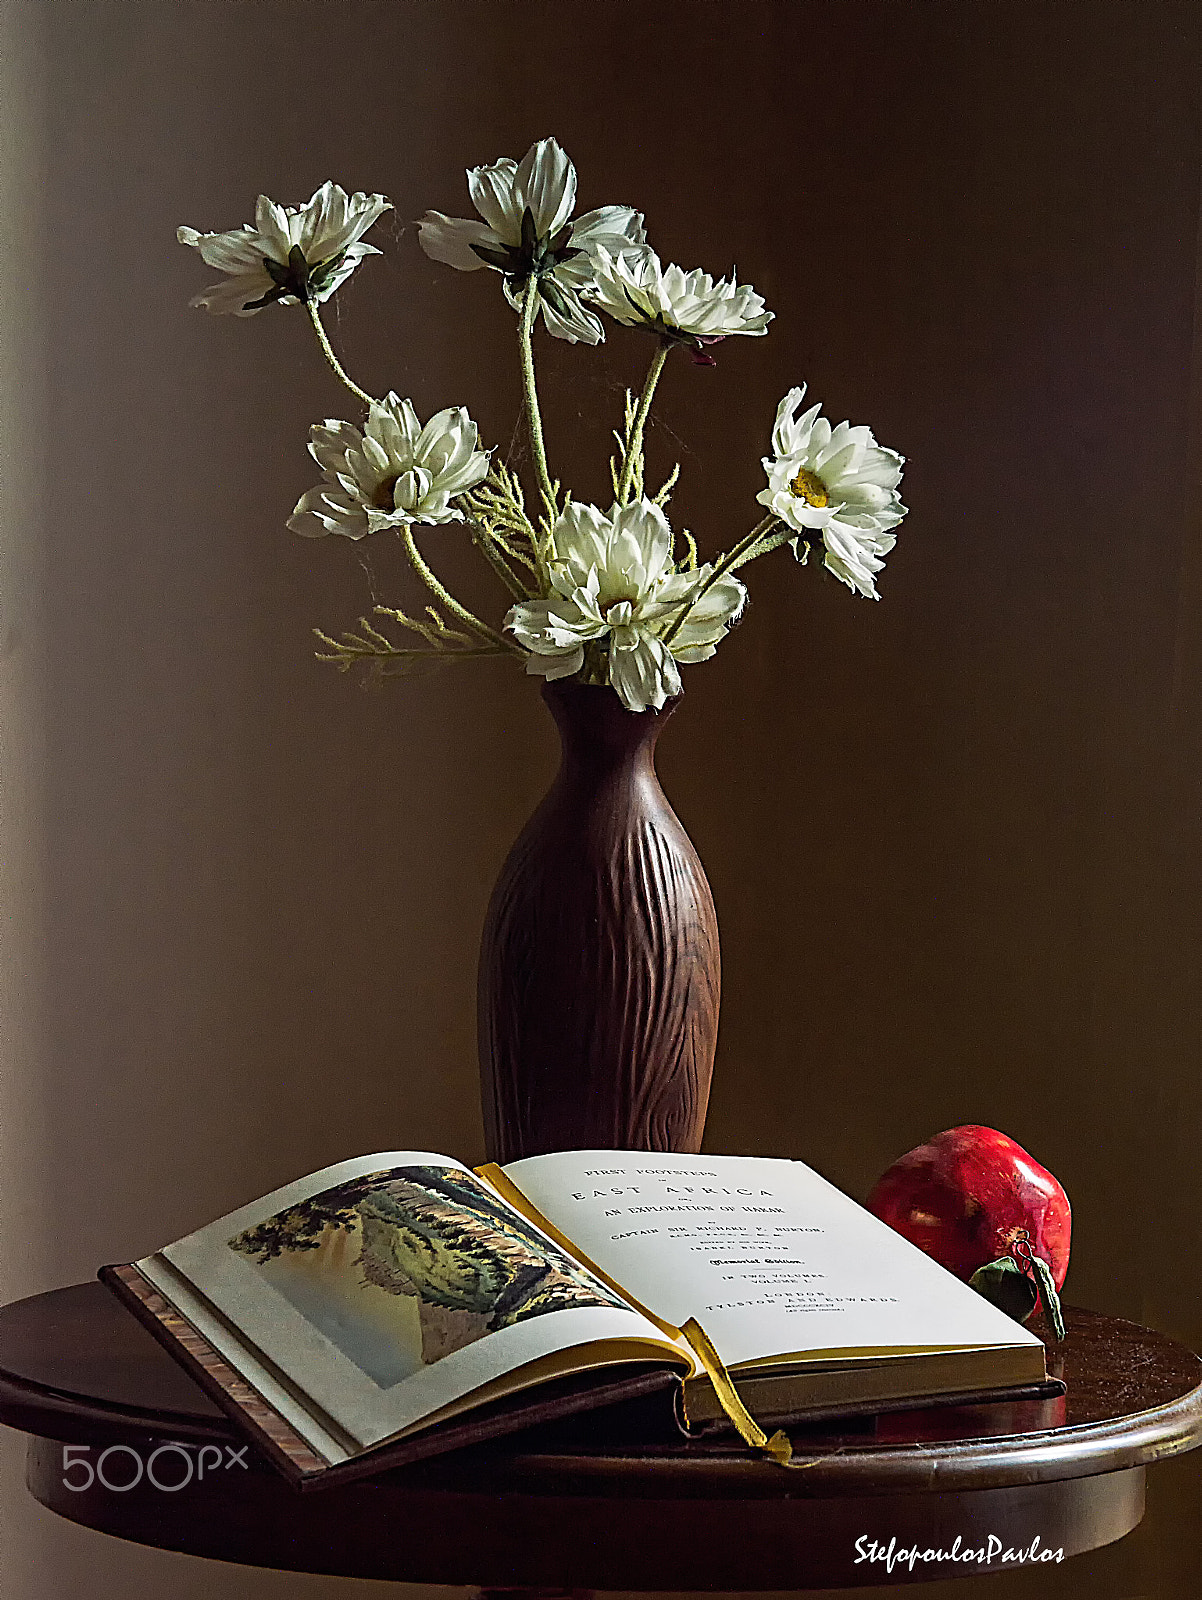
[102,1149,1055,1488]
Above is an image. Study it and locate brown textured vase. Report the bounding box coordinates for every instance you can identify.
[478,678,720,1163]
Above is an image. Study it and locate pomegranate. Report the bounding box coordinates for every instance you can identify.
[866,1125,1070,1334]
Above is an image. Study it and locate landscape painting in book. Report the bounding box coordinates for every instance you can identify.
[228,1165,625,1387]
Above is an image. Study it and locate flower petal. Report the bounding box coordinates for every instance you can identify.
[609,634,680,712]
[539,280,604,343]
[314,186,391,258]
[187,272,278,316]
[393,466,433,511]
[513,137,577,239]
[771,386,806,457]
[526,646,586,681]
[308,419,362,474]
[417,211,495,271]
[252,194,292,261]
[178,223,268,274]
[467,158,523,242]
[570,205,648,256]
[670,574,747,653]
[612,499,672,585]
[287,485,370,539]
[589,245,771,339]
[294,180,341,257]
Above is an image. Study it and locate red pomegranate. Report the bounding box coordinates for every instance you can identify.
[866,1125,1071,1293]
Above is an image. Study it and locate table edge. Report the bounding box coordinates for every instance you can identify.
[2,1286,1202,1495]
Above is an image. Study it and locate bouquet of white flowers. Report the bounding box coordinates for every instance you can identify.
[179,137,907,715]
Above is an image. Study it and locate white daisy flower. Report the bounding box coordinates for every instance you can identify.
[757,386,907,599]
[287,393,490,539]
[506,499,746,712]
[588,246,773,352]
[178,182,391,316]
[417,137,646,345]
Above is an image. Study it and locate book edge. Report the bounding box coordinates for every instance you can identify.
[99,1262,329,1485]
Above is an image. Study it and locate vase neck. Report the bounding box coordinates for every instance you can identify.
[542,679,673,777]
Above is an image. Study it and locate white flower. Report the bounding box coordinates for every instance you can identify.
[178,182,391,316]
[417,137,646,345]
[588,246,773,349]
[506,500,746,713]
[757,386,907,599]
[287,393,489,539]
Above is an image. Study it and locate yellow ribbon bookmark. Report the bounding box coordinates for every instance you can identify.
[680,1318,793,1466]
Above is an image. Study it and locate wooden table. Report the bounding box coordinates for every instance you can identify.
[1,1284,1200,1590]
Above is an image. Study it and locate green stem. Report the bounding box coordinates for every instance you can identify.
[731,527,793,570]
[518,278,556,530]
[617,341,670,505]
[306,299,377,409]
[468,522,534,601]
[401,525,524,655]
[490,528,539,575]
[663,515,780,646]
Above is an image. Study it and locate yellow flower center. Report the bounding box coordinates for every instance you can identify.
[789,466,828,507]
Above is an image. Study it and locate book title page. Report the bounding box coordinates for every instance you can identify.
[505,1151,1042,1369]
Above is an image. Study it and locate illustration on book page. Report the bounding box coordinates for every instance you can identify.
[228,1165,625,1387]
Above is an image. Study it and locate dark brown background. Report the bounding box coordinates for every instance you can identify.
[2,1,1201,1595]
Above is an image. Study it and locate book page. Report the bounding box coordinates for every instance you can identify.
[157,1152,681,1450]
[502,1151,1044,1370]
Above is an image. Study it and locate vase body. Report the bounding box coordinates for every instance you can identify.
[478,679,720,1163]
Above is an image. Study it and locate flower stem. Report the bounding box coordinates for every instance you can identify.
[306,299,377,409]
[517,278,556,534]
[663,515,780,646]
[731,527,793,569]
[400,525,524,656]
[617,341,670,505]
[468,521,534,600]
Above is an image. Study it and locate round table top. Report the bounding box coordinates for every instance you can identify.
[2,1283,1201,1589]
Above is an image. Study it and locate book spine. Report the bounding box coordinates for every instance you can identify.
[98,1263,328,1487]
